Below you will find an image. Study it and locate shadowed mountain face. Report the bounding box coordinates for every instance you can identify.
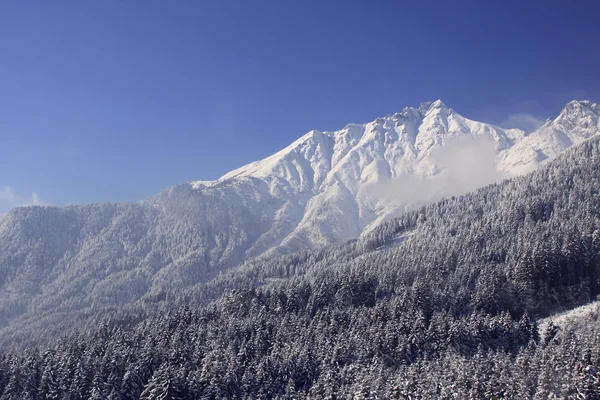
[0,100,599,337]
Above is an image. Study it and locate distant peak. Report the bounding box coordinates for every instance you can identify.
[556,100,599,122]
[431,99,446,107]
[418,99,449,115]
[385,100,453,123]
[562,99,598,113]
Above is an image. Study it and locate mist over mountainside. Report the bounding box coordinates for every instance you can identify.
[0,100,599,348]
[1,125,599,398]
[213,99,600,240]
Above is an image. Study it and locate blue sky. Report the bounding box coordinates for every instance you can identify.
[1,0,599,214]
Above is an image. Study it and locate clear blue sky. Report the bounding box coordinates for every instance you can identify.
[1,0,599,214]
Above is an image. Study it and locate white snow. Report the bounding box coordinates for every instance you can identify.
[374,229,417,251]
[538,301,600,340]
[187,99,600,256]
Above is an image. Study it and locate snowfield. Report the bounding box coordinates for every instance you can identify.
[189,99,600,257]
[539,300,600,339]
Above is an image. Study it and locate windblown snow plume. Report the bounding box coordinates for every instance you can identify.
[365,135,503,213]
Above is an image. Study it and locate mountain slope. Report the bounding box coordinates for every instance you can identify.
[2,132,600,398]
[205,99,600,249]
[0,99,598,340]
[499,100,600,174]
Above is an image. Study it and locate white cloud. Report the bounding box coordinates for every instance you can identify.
[501,113,545,133]
[0,186,17,202]
[365,135,503,212]
[31,192,41,205]
[0,186,45,216]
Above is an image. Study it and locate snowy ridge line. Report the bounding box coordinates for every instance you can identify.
[187,99,600,256]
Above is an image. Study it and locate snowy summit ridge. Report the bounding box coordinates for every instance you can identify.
[0,99,598,340]
[3,99,600,269]
[185,99,599,256]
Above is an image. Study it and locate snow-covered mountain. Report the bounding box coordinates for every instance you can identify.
[499,100,600,174]
[0,99,598,338]
[192,99,600,254]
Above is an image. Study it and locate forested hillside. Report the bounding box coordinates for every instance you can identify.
[1,100,598,350]
[0,125,599,398]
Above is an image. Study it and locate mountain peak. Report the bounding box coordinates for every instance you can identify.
[417,99,450,116]
[552,100,599,135]
[558,100,599,119]
[510,100,600,165]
